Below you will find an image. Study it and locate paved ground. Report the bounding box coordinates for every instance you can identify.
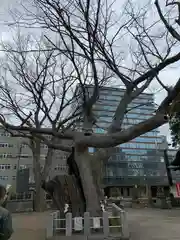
[10,211,52,240]
[10,208,180,240]
[127,208,180,240]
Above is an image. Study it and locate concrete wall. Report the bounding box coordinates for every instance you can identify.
[0,128,70,189]
[6,200,33,213]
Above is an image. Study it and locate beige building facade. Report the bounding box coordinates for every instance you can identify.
[0,128,69,189]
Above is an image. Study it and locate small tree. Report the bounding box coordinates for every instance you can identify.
[1,0,180,215]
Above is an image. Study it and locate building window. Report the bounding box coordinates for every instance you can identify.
[0,164,11,170]
[0,143,13,148]
[0,132,10,137]
[146,169,161,176]
[128,169,144,176]
[59,155,67,161]
[105,167,114,177]
[40,144,48,149]
[128,162,143,168]
[0,154,13,159]
[88,147,94,153]
[0,176,8,180]
[94,128,105,134]
[12,176,16,180]
[54,165,68,171]
[5,164,10,170]
[19,165,27,170]
[20,154,31,159]
[21,144,28,148]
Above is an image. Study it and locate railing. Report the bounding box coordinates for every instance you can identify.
[6,192,34,213]
[9,192,33,201]
[9,192,51,201]
[46,204,129,239]
[7,192,53,212]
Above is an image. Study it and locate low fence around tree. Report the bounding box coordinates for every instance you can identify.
[46,203,129,240]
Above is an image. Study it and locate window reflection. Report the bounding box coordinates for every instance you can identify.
[120,142,157,149]
[128,169,144,176]
[98,94,153,104]
[105,146,166,179]
[95,111,154,120]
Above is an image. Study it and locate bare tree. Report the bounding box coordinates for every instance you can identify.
[1,0,180,215]
[0,29,112,211]
[0,34,87,211]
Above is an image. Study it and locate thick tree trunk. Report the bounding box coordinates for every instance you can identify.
[34,179,46,212]
[42,148,54,180]
[91,153,104,201]
[42,175,85,216]
[34,158,46,212]
[75,145,102,216]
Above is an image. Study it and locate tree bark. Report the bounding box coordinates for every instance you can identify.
[75,145,102,216]
[42,147,54,180]
[34,178,46,212]
[32,138,46,212]
[91,153,104,201]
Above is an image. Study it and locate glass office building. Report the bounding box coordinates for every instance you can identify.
[75,85,171,197]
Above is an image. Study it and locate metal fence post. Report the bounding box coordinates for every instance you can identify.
[46,213,54,238]
[84,212,90,236]
[103,211,109,237]
[66,212,72,236]
[54,212,58,231]
[120,210,129,239]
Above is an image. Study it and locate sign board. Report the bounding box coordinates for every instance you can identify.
[74,217,83,231]
[93,217,101,229]
[16,168,30,193]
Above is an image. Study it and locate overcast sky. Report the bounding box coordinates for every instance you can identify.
[0,0,179,144]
